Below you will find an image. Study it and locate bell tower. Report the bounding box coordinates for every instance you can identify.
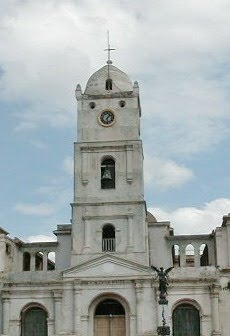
[71,56,149,266]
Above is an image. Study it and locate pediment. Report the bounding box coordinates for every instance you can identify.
[63,254,151,279]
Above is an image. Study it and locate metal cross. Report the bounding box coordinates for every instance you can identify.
[104,30,115,64]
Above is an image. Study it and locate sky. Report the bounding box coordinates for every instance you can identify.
[0,0,230,242]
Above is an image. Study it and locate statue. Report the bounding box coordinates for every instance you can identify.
[151,266,173,304]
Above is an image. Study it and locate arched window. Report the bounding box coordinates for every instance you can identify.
[172,245,180,267]
[21,306,48,336]
[35,252,43,271]
[94,299,125,336]
[105,78,113,90]
[102,224,115,252]
[23,252,31,271]
[101,158,115,189]
[48,252,55,270]
[173,303,200,336]
[185,244,195,267]
[200,244,209,266]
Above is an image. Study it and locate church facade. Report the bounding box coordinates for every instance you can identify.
[0,60,230,336]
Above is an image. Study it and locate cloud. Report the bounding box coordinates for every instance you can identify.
[63,156,73,176]
[15,203,55,216]
[25,235,56,243]
[0,0,229,155]
[148,198,230,235]
[144,156,194,190]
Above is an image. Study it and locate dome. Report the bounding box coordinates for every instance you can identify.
[84,64,133,95]
[147,211,157,224]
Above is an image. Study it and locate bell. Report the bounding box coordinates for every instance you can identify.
[102,167,112,180]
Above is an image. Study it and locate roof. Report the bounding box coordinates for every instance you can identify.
[84,64,133,95]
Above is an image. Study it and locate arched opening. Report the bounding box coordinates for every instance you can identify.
[172,244,180,267]
[185,244,195,267]
[21,306,48,336]
[200,243,209,266]
[35,252,43,271]
[173,303,200,336]
[94,299,126,336]
[48,252,55,270]
[102,224,115,252]
[23,252,31,271]
[105,78,113,90]
[101,158,115,189]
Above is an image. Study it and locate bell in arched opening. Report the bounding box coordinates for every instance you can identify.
[102,166,112,181]
[101,159,115,189]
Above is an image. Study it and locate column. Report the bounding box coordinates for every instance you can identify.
[194,245,200,267]
[53,290,62,335]
[210,285,221,336]
[2,296,10,335]
[74,282,82,335]
[179,245,186,267]
[43,251,48,271]
[135,280,144,335]
[30,252,36,271]
[61,282,74,334]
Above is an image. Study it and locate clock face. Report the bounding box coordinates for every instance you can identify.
[99,110,115,126]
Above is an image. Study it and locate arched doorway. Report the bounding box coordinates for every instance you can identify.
[94,298,126,336]
[173,303,200,336]
[21,305,48,336]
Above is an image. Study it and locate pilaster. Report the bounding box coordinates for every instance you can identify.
[135,280,144,335]
[210,284,221,336]
[47,318,55,336]
[53,290,62,335]
[61,282,74,334]
[74,281,82,335]
[2,292,10,336]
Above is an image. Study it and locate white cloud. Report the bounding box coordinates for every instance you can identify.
[63,156,73,176]
[0,0,229,155]
[25,235,56,243]
[144,156,194,190]
[15,202,55,216]
[148,198,230,235]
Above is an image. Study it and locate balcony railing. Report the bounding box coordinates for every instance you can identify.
[102,238,115,252]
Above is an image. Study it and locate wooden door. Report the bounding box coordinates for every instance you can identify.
[21,307,48,336]
[173,303,200,336]
[94,315,126,336]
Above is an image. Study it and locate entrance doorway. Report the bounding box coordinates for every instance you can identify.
[94,298,126,336]
[173,303,200,336]
[21,306,48,336]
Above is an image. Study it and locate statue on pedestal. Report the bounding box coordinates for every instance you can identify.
[151,266,173,305]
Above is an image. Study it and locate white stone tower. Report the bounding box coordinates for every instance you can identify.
[71,59,149,266]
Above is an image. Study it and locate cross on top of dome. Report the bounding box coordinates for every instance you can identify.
[104,30,115,65]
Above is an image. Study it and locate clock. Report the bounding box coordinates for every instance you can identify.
[99,110,115,126]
